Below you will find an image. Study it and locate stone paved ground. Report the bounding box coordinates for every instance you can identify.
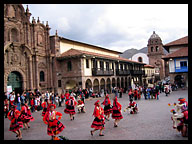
[4,89,188,140]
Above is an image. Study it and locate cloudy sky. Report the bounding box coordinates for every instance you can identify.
[23,4,188,52]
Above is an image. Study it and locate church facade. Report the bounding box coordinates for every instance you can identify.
[4,4,146,95]
[4,4,55,94]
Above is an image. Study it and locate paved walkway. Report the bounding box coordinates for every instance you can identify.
[4,89,188,140]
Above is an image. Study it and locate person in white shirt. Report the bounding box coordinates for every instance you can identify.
[55,95,59,107]
[9,92,15,106]
[45,91,50,100]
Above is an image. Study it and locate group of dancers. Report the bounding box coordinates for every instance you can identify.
[90,94,138,136]
[7,103,34,140]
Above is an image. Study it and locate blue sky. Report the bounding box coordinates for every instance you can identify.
[23,4,188,52]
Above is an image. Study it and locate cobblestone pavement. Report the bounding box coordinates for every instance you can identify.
[4,89,188,140]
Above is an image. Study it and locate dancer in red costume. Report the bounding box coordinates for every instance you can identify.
[102,94,112,121]
[90,100,105,136]
[64,96,77,120]
[42,99,49,117]
[112,97,123,127]
[125,99,138,114]
[7,105,23,140]
[43,104,65,140]
[20,102,34,130]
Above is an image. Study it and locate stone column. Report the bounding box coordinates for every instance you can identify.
[29,56,33,90]
[35,56,39,90]
[49,56,53,91]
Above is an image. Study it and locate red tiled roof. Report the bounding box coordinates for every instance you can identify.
[144,65,155,68]
[162,47,188,59]
[58,49,145,65]
[164,36,188,47]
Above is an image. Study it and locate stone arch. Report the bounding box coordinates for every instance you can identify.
[100,78,105,90]
[125,77,128,89]
[121,77,124,88]
[106,78,111,94]
[93,78,99,92]
[112,78,116,88]
[117,77,120,88]
[128,77,131,87]
[4,67,27,92]
[85,79,92,89]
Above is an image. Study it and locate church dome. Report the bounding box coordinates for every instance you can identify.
[149,31,160,39]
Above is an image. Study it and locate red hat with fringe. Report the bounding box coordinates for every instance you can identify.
[94,100,100,106]
[49,104,56,109]
[178,98,185,103]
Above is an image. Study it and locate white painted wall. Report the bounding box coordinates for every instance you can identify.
[169,60,175,73]
[131,53,149,64]
[60,40,119,57]
[83,58,92,76]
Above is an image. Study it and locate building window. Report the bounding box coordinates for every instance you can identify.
[106,62,109,70]
[67,61,72,71]
[40,71,45,82]
[115,63,119,70]
[11,28,18,42]
[120,64,123,70]
[180,61,187,68]
[151,47,154,52]
[58,80,62,87]
[100,61,104,70]
[156,46,159,52]
[124,64,127,70]
[86,59,89,68]
[138,57,143,62]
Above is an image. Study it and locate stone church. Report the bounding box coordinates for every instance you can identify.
[4,4,146,95]
[147,31,166,80]
[4,4,56,94]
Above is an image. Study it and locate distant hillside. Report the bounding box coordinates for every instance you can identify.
[120,47,168,59]
[120,47,147,59]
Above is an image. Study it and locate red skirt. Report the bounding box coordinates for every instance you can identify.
[42,108,47,116]
[9,119,23,132]
[47,119,65,136]
[104,105,113,115]
[91,117,105,130]
[20,112,34,123]
[64,105,76,115]
[112,110,123,120]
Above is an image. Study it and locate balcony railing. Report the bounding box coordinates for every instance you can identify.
[92,68,114,76]
[116,69,131,76]
[131,70,145,75]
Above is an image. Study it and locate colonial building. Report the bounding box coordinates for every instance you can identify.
[143,65,155,87]
[4,4,146,95]
[4,4,55,94]
[50,36,145,94]
[147,31,166,80]
[162,36,188,88]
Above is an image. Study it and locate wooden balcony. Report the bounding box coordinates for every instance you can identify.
[131,70,145,75]
[92,68,114,76]
[116,69,131,76]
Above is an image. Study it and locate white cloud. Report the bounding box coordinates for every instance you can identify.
[23,4,188,52]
